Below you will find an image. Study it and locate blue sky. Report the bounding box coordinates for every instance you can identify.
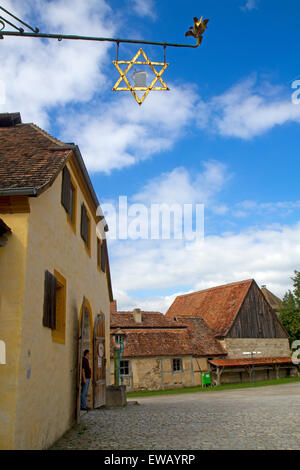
[1,0,300,310]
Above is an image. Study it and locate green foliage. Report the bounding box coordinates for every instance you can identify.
[278,271,300,345]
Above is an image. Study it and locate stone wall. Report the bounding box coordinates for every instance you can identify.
[220,338,291,358]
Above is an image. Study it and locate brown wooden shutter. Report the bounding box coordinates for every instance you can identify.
[43,270,57,329]
[61,165,71,214]
[81,203,89,246]
[101,241,106,273]
[97,238,100,266]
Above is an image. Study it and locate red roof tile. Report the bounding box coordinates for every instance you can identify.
[166,280,254,337]
[209,357,293,367]
[111,329,192,357]
[111,311,184,329]
[110,311,226,357]
[178,316,226,356]
[0,122,71,192]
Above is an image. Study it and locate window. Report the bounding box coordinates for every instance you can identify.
[172,358,182,372]
[81,203,91,251]
[43,270,57,329]
[51,270,67,345]
[97,237,106,272]
[97,238,101,268]
[61,165,76,231]
[69,182,76,222]
[42,269,66,344]
[101,240,106,273]
[120,360,130,376]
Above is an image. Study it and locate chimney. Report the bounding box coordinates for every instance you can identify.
[110,300,117,314]
[0,113,22,127]
[261,285,267,289]
[133,308,142,323]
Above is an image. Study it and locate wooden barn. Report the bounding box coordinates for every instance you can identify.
[166,279,297,385]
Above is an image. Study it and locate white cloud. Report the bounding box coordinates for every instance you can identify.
[132,160,230,206]
[131,0,156,20]
[112,288,177,313]
[2,1,299,173]
[233,200,300,218]
[0,0,115,125]
[111,221,300,312]
[105,164,300,312]
[1,0,197,174]
[58,84,198,173]
[197,76,300,139]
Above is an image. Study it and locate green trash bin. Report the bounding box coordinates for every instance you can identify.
[201,372,211,387]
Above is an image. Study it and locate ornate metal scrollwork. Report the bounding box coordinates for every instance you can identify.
[0,5,39,34]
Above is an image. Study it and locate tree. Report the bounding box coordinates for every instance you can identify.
[278,271,300,346]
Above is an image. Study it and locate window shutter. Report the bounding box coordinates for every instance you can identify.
[81,203,89,246]
[43,270,57,329]
[61,165,71,214]
[97,238,100,266]
[101,241,106,273]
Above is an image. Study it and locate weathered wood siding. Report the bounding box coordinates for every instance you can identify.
[228,282,288,338]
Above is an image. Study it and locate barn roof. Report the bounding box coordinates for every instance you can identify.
[110,311,226,358]
[166,279,254,337]
[209,357,293,367]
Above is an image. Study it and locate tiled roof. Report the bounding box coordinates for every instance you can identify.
[209,357,293,367]
[111,311,185,329]
[0,122,71,192]
[177,316,226,356]
[111,329,193,357]
[110,311,226,358]
[166,280,254,337]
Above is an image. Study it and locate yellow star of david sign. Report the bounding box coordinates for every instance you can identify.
[112,48,169,105]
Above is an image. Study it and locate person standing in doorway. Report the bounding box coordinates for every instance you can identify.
[81,349,91,411]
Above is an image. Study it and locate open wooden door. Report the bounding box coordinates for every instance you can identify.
[76,297,85,423]
[93,313,106,408]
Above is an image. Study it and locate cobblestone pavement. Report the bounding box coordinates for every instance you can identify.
[51,383,300,450]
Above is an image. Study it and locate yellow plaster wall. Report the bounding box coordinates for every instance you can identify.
[0,213,29,449]
[11,162,111,450]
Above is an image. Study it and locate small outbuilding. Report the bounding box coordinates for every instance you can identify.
[110,302,225,392]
